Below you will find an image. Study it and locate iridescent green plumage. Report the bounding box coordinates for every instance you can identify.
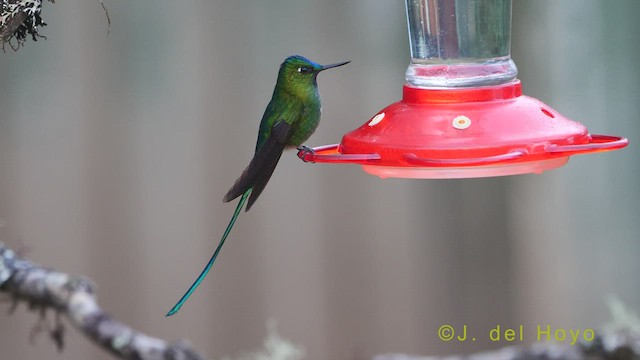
[166,55,349,316]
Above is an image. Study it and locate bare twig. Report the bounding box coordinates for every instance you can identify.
[99,0,110,36]
[0,242,205,360]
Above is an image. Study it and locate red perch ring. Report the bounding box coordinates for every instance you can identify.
[297,80,628,179]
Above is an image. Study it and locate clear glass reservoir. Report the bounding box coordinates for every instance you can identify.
[405,0,518,88]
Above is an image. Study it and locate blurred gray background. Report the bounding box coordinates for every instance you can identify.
[0,0,638,359]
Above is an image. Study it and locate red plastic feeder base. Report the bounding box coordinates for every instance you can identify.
[298,80,628,179]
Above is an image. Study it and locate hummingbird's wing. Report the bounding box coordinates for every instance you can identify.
[223,119,293,210]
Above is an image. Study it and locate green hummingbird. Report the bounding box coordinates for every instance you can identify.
[166,55,349,316]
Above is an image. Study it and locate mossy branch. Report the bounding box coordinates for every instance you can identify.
[0,242,205,360]
[3,239,638,360]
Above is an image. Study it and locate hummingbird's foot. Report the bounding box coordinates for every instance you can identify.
[297,145,316,163]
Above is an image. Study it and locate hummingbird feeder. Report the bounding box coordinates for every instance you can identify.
[297,0,627,179]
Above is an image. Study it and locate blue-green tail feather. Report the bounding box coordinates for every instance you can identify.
[166,189,251,317]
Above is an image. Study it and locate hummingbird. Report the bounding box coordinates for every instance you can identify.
[166,55,349,316]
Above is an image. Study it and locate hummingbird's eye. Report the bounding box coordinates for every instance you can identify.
[297,66,313,74]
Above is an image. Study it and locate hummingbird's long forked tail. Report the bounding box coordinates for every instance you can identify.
[166,189,251,317]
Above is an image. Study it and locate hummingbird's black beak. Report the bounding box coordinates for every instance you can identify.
[320,61,350,71]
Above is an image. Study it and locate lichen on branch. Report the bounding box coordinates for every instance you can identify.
[0,0,53,49]
[0,242,205,360]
